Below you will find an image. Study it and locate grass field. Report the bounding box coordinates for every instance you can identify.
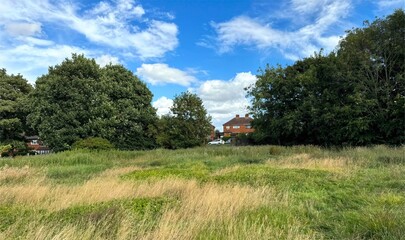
[0,145,404,239]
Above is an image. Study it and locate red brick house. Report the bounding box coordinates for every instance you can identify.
[223,114,254,137]
[25,136,51,155]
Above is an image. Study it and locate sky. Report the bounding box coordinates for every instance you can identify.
[0,0,403,130]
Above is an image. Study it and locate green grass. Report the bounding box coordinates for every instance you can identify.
[0,145,404,239]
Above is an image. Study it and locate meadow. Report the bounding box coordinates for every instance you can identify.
[0,145,404,239]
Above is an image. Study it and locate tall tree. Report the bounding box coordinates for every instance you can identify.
[0,69,33,142]
[337,9,405,144]
[101,64,158,150]
[28,54,157,151]
[157,92,212,149]
[248,10,405,146]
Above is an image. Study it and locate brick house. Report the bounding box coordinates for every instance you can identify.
[25,136,51,155]
[223,114,254,137]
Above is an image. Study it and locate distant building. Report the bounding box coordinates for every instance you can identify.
[25,136,51,155]
[209,125,216,141]
[223,114,254,137]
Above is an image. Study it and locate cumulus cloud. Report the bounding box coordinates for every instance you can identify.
[195,72,257,130]
[150,71,257,130]
[95,54,121,66]
[0,0,178,82]
[153,96,174,116]
[0,0,178,58]
[209,0,351,59]
[136,63,197,86]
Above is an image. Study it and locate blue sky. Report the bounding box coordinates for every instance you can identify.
[0,0,403,129]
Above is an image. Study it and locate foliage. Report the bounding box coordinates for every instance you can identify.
[0,69,33,142]
[234,133,254,146]
[0,144,13,157]
[27,54,157,151]
[248,10,405,146]
[72,137,114,151]
[157,92,212,149]
[0,141,31,157]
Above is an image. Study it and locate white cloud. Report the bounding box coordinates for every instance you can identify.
[153,96,174,116]
[195,72,257,130]
[18,36,54,46]
[149,71,257,130]
[0,0,178,59]
[0,0,179,82]
[95,54,121,66]
[0,44,88,82]
[376,0,404,9]
[291,0,326,15]
[4,22,42,36]
[136,63,197,86]
[210,0,351,59]
[213,16,287,53]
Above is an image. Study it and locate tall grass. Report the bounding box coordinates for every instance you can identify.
[0,145,404,239]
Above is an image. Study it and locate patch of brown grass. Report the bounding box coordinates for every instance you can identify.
[0,165,34,183]
[0,165,316,239]
[139,179,273,239]
[266,153,354,173]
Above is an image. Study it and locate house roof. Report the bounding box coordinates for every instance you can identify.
[223,115,253,126]
[25,135,40,140]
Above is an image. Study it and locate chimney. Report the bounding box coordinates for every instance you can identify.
[235,114,240,118]
[245,114,249,118]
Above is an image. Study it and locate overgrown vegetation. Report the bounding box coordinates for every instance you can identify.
[72,137,114,151]
[1,145,404,239]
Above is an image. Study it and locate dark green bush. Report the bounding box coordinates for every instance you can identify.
[72,137,114,150]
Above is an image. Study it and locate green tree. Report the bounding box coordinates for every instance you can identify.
[248,10,405,146]
[0,69,33,142]
[28,54,157,151]
[337,9,405,144]
[157,92,212,149]
[101,64,158,150]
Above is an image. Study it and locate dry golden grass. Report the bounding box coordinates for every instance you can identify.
[0,167,140,210]
[138,180,272,239]
[0,165,34,182]
[0,165,293,239]
[266,153,354,173]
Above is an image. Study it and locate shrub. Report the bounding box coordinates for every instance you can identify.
[72,137,114,151]
[235,133,255,146]
[1,142,29,157]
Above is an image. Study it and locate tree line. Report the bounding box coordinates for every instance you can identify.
[248,9,404,146]
[0,55,212,153]
[1,10,404,153]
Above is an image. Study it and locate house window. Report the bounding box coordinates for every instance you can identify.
[233,125,240,129]
[246,125,251,129]
[226,126,230,129]
[31,140,38,144]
